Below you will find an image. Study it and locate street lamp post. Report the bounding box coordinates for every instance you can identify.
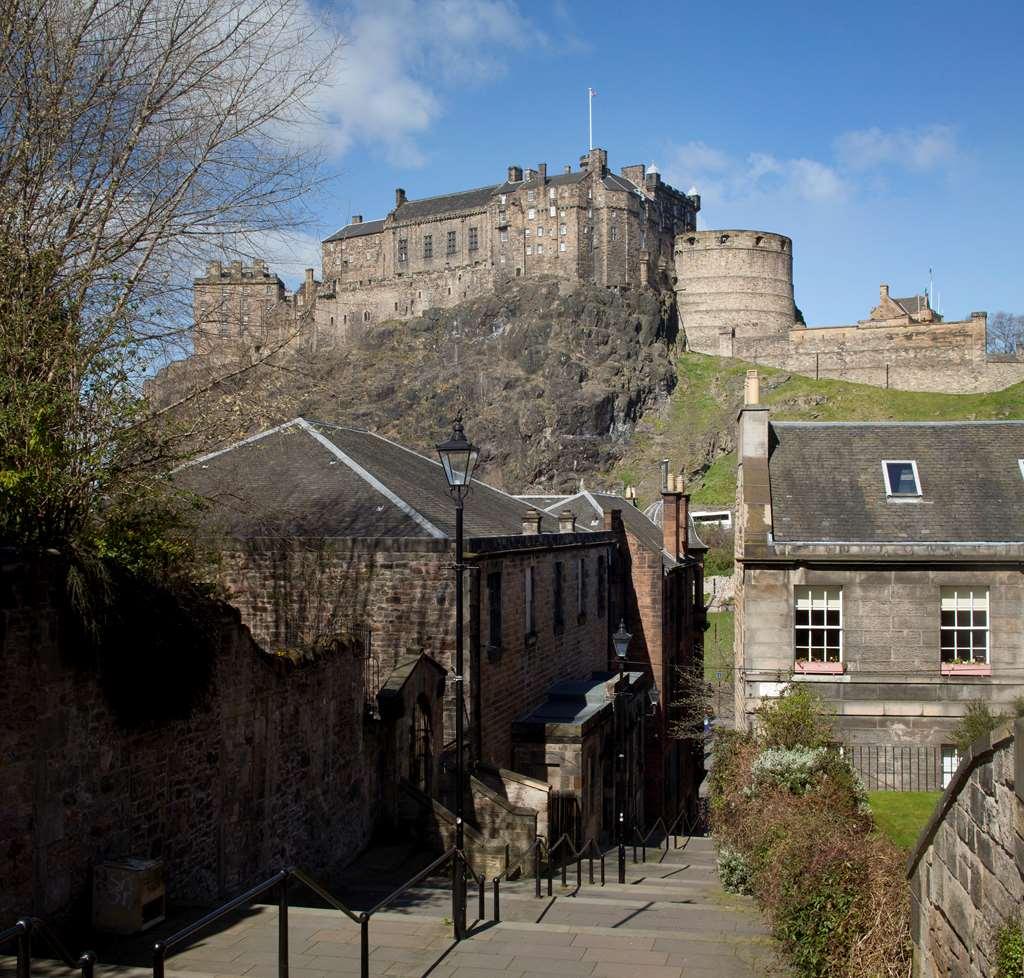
[436,415,479,942]
[611,619,631,885]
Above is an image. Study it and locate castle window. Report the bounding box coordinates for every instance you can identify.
[560,209,566,217]
[610,225,618,241]
[537,226,543,237]
[524,227,531,237]
[528,208,536,220]
[537,244,544,254]
[560,225,567,235]
[588,208,593,218]
[468,227,478,251]
[363,310,370,321]
[640,231,647,249]
[398,238,408,262]
[549,187,556,199]
[218,320,229,336]
[499,194,507,205]
[447,231,456,255]
[527,189,536,202]
[559,242,566,252]
[266,284,272,294]
[423,234,433,259]
[500,230,508,243]
[526,245,533,255]
[549,206,556,217]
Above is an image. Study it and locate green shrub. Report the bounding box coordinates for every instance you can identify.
[750,747,828,795]
[995,918,1024,978]
[952,700,1002,754]
[756,684,834,749]
[716,843,753,894]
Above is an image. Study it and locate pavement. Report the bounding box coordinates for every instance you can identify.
[2,837,788,978]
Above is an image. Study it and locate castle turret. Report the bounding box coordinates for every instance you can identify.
[674,230,797,354]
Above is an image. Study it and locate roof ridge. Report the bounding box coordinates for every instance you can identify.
[297,420,446,540]
[173,419,304,472]
[402,182,500,207]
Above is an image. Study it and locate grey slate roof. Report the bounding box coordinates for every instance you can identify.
[894,294,930,316]
[393,184,497,222]
[602,173,642,195]
[514,671,643,728]
[175,418,555,541]
[768,421,1024,543]
[324,219,385,242]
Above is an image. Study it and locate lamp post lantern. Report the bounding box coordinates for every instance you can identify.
[436,415,478,942]
[611,619,631,884]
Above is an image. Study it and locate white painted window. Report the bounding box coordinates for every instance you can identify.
[527,189,536,202]
[940,587,989,664]
[559,242,566,252]
[524,227,531,237]
[549,206,556,216]
[560,225,567,235]
[500,230,508,243]
[882,460,921,496]
[941,746,960,788]
[549,188,556,199]
[528,207,536,219]
[536,243,544,254]
[500,255,506,264]
[794,587,842,663]
[537,226,544,237]
[499,194,507,205]
[526,245,533,255]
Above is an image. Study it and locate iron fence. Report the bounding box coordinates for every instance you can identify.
[841,743,949,792]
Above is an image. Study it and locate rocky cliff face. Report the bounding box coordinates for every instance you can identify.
[153,278,679,492]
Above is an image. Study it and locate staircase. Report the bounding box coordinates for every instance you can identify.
[1,837,789,978]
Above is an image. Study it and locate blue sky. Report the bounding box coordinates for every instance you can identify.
[279,0,1024,326]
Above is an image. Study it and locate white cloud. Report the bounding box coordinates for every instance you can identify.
[300,0,542,164]
[834,124,957,171]
[665,144,848,206]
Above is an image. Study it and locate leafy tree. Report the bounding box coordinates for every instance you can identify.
[755,684,834,750]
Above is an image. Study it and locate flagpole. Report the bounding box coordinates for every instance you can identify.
[587,87,598,150]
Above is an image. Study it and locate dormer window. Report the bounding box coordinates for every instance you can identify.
[883,460,921,497]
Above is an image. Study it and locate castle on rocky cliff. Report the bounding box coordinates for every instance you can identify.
[193,147,697,355]
[190,146,1024,395]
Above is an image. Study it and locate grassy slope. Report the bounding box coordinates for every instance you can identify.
[704,610,734,682]
[612,352,1024,508]
[868,791,942,850]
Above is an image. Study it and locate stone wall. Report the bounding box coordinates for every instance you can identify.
[0,557,375,923]
[908,722,1024,977]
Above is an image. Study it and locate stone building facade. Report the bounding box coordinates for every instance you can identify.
[733,373,1024,784]
[192,148,697,356]
[675,230,1024,394]
[908,721,1024,977]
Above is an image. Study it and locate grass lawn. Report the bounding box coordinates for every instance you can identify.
[868,791,942,850]
[704,610,734,682]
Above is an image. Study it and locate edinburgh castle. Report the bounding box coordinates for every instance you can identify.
[192,145,1024,394]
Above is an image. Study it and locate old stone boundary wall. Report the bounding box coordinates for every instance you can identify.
[0,556,375,924]
[908,721,1024,977]
[710,317,1024,395]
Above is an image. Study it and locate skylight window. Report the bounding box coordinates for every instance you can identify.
[882,460,921,497]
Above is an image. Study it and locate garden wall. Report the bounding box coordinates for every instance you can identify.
[0,555,375,924]
[908,721,1024,977]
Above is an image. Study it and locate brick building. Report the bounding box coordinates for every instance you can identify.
[517,484,707,824]
[733,372,1024,788]
[192,148,698,356]
[176,418,658,850]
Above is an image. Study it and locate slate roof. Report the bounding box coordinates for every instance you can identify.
[768,421,1024,544]
[513,671,643,728]
[174,418,555,541]
[524,491,707,562]
[893,294,931,316]
[393,184,498,222]
[324,219,385,242]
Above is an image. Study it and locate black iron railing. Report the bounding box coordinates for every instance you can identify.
[0,917,96,978]
[630,805,699,863]
[841,744,947,792]
[152,854,499,978]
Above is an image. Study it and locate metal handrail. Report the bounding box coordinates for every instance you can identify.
[152,852,500,978]
[630,805,698,864]
[1,917,96,978]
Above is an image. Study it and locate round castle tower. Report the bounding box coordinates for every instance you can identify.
[673,230,797,352]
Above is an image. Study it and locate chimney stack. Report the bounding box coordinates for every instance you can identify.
[229,260,242,277]
[661,467,684,561]
[208,260,223,277]
[744,369,760,406]
[538,163,547,183]
[563,164,572,174]
[522,510,542,536]
[507,165,523,182]
[352,214,363,225]
[304,268,315,290]
[394,188,407,208]
[880,283,890,300]
[558,509,576,533]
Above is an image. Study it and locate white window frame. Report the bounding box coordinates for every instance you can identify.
[527,207,536,220]
[548,188,556,200]
[794,586,843,664]
[940,586,989,664]
[537,225,544,237]
[536,243,543,254]
[559,242,566,252]
[882,459,922,497]
[941,746,960,789]
[549,205,556,216]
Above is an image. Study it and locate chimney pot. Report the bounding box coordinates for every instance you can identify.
[744,369,760,406]
[522,510,542,536]
[558,509,576,533]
